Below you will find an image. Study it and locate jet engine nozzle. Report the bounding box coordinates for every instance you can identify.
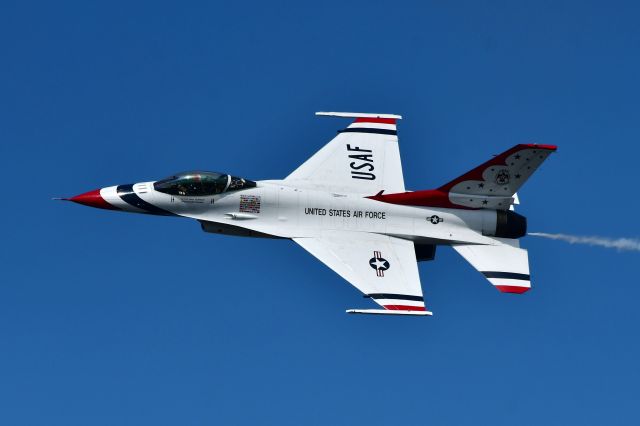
[493,210,527,239]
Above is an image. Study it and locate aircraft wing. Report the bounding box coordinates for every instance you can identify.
[293,231,430,315]
[285,112,405,195]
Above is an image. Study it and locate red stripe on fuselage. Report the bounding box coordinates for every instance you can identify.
[367,189,466,209]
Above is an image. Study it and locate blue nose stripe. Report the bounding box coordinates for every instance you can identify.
[116,184,177,216]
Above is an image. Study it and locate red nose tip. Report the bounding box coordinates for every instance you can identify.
[70,189,118,210]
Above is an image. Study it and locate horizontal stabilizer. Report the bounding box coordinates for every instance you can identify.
[453,242,531,293]
[347,309,432,316]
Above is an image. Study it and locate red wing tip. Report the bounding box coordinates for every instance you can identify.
[521,143,558,151]
[495,285,530,294]
[354,117,396,125]
[383,305,427,311]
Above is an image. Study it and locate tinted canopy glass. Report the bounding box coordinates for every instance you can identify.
[154,171,255,196]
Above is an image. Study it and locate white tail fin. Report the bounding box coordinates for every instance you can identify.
[285,112,405,194]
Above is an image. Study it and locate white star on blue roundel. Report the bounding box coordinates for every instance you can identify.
[369,256,390,271]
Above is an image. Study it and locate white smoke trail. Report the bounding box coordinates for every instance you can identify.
[528,232,640,252]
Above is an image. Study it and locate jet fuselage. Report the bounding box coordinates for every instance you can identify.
[65,112,554,313]
[71,179,522,248]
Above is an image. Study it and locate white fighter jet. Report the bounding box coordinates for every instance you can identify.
[65,112,556,316]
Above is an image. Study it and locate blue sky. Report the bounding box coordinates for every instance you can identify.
[2,1,639,424]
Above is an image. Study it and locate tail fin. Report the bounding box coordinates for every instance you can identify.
[439,143,557,197]
[368,144,556,210]
[453,241,531,293]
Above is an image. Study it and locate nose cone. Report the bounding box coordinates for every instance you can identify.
[70,189,118,210]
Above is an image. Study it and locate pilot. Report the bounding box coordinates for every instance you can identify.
[229,177,246,190]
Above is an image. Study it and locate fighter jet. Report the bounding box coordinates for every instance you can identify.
[65,112,556,316]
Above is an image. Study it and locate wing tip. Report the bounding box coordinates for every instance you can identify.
[316,111,403,120]
[347,309,433,316]
[495,285,531,294]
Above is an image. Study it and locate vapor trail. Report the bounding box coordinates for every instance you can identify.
[528,233,640,252]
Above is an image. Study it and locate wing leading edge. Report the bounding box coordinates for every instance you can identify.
[293,231,429,315]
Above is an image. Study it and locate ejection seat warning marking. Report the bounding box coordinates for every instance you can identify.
[369,251,390,277]
[239,195,261,213]
[304,208,386,219]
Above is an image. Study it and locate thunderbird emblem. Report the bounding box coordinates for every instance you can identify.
[495,169,511,185]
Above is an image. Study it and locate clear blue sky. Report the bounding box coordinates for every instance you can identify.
[2,1,639,424]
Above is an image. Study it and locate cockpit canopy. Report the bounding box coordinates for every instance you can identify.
[154,171,256,197]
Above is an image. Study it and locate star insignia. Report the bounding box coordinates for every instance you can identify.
[482,200,488,205]
[515,154,521,159]
[373,259,387,269]
[478,183,485,188]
